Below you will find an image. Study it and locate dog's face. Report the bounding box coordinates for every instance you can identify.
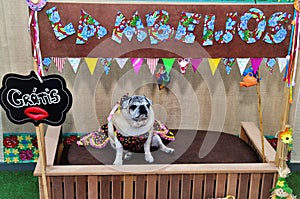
[120,95,153,127]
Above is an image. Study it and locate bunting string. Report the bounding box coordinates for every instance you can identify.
[40,56,297,90]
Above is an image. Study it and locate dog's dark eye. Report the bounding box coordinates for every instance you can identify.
[146,104,150,108]
[129,105,137,110]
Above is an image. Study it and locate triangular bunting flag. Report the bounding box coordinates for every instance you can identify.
[250,58,263,75]
[264,58,276,74]
[162,58,175,73]
[130,58,144,74]
[222,58,235,75]
[100,58,113,75]
[68,58,81,74]
[146,58,159,75]
[85,58,98,75]
[237,58,250,75]
[42,57,52,72]
[53,57,67,73]
[177,58,190,75]
[208,58,221,76]
[115,58,128,69]
[191,58,203,72]
[277,57,288,73]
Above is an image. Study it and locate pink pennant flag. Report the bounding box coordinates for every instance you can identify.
[53,57,67,73]
[191,58,203,72]
[130,58,144,74]
[146,58,159,75]
[250,58,263,75]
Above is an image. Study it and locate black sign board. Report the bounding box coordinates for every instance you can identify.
[0,71,72,126]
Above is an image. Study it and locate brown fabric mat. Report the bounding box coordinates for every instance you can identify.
[61,130,261,165]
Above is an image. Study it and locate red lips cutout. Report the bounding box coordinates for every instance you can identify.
[24,107,49,121]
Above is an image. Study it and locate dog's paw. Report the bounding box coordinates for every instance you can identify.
[124,152,132,160]
[113,159,123,165]
[161,147,175,154]
[145,153,154,163]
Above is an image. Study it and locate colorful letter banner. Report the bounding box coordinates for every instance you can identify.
[37,3,293,58]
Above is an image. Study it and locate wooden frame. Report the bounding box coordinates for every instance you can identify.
[34,122,278,199]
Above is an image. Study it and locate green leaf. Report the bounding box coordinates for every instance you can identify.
[88,16,94,24]
[182,21,189,27]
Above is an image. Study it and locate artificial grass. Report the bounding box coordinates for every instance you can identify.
[0,171,39,199]
[287,171,300,196]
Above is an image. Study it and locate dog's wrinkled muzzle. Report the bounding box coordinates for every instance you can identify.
[134,114,148,121]
[139,106,148,115]
[134,106,149,121]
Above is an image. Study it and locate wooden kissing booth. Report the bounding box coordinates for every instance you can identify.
[26,1,296,198]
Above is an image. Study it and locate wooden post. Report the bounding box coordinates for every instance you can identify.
[275,86,290,174]
[36,125,49,199]
[33,60,49,198]
[256,70,266,163]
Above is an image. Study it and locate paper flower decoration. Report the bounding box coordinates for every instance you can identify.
[278,127,293,145]
[26,0,47,11]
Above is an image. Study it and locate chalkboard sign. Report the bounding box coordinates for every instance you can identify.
[0,71,72,126]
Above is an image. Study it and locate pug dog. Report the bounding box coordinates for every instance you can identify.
[108,95,174,165]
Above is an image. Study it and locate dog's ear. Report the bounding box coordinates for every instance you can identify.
[144,95,152,105]
[120,94,131,109]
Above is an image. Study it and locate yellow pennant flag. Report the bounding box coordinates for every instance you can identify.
[208,58,221,76]
[85,58,98,75]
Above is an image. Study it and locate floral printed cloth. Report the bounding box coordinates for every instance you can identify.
[3,134,39,164]
[77,120,175,152]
